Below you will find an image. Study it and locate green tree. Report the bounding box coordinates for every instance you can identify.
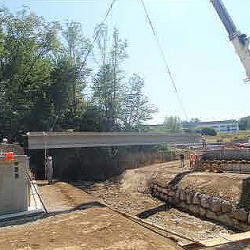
[196,127,217,136]
[62,21,91,115]
[0,8,61,138]
[92,26,128,131]
[163,116,182,133]
[121,74,157,131]
[49,21,91,131]
[238,116,250,130]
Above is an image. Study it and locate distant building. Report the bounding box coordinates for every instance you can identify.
[183,120,239,133]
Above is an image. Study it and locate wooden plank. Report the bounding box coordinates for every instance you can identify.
[183,231,250,249]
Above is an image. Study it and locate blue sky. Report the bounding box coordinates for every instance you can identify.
[2,0,250,124]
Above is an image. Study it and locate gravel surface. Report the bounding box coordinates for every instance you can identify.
[0,182,181,250]
[73,161,236,244]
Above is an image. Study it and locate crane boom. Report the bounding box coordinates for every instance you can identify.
[210,0,250,81]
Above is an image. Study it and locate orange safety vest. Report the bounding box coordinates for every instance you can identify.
[189,154,197,163]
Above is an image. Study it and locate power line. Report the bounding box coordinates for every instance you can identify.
[140,0,188,120]
[70,0,117,116]
[79,0,117,72]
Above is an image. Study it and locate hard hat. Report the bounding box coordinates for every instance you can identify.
[2,138,8,143]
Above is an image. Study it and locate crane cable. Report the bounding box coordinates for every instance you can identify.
[140,0,188,121]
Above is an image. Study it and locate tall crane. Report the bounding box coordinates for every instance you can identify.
[210,0,250,81]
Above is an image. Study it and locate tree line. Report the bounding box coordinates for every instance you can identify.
[161,116,250,134]
[0,7,157,142]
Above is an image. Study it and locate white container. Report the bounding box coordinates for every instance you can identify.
[0,155,29,215]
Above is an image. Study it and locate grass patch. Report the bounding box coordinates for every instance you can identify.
[206,130,250,143]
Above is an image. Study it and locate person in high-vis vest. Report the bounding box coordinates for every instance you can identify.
[189,154,198,169]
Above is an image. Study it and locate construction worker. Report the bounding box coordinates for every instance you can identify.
[189,154,198,169]
[180,153,185,168]
[189,154,194,168]
[201,135,207,150]
[46,156,53,184]
[1,138,8,155]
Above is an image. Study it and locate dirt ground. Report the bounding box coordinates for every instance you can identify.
[74,161,236,244]
[150,161,250,206]
[0,182,181,250]
[1,160,250,250]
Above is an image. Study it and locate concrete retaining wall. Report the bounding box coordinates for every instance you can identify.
[150,183,250,231]
[203,149,250,161]
[201,160,250,173]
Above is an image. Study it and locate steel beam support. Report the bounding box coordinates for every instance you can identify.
[27,132,200,150]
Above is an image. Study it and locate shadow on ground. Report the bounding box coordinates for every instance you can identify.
[168,170,198,186]
[136,204,171,219]
[0,201,106,228]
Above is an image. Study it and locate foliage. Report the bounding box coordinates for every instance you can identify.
[91,26,128,131]
[163,116,182,133]
[121,74,157,131]
[238,116,250,130]
[196,127,217,136]
[0,8,157,142]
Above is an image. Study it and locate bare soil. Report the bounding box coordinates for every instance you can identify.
[1,160,250,250]
[74,161,237,245]
[150,162,250,207]
[0,182,181,250]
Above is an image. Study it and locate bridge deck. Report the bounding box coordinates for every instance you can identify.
[27,132,200,149]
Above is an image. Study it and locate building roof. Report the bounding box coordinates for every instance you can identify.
[182,119,238,129]
[196,120,238,126]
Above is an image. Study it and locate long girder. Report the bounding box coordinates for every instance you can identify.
[27,132,200,149]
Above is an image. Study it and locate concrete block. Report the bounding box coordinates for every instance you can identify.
[206,210,218,221]
[179,202,186,210]
[201,194,210,209]
[175,189,180,199]
[231,208,248,222]
[189,204,200,215]
[168,190,175,197]
[221,201,233,213]
[210,198,222,213]
[247,212,250,225]
[174,195,180,204]
[193,193,201,205]
[238,222,250,231]
[199,207,207,217]
[186,192,193,204]
[168,196,176,204]
[180,190,186,201]
[218,214,234,227]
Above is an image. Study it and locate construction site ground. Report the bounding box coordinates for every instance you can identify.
[1,160,250,249]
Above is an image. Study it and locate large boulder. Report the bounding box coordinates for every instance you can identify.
[230,208,248,222]
[201,194,210,209]
[221,201,233,213]
[210,198,222,213]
